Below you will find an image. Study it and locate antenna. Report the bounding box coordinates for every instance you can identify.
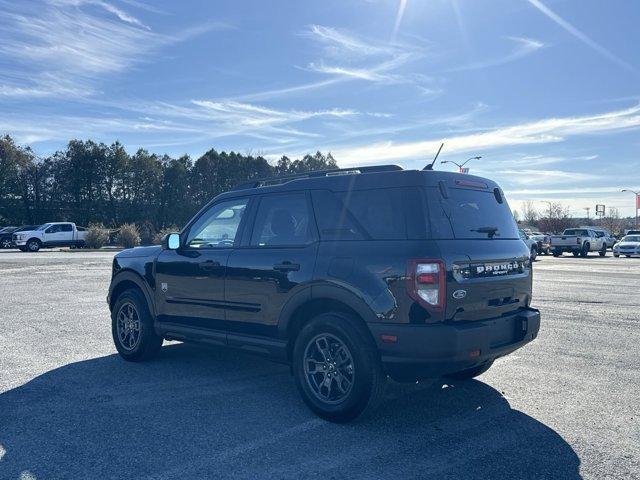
[423,142,444,170]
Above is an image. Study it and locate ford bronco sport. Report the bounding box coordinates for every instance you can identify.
[108,165,540,422]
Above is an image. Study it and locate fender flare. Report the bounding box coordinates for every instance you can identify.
[277,282,377,338]
[108,269,156,317]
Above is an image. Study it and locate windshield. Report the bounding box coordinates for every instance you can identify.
[622,236,640,242]
[426,187,519,239]
[37,224,51,231]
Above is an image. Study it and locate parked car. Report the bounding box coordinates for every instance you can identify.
[581,227,616,250]
[550,228,606,257]
[613,235,640,257]
[519,229,538,261]
[13,222,87,252]
[624,229,640,235]
[0,225,40,249]
[0,226,20,248]
[529,231,551,255]
[108,165,540,422]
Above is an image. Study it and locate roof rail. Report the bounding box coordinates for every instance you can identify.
[231,164,403,191]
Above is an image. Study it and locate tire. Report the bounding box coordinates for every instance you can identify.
[446,360,494,380]
[26,239,41,252]
[572,251,580,257]
[530,247,538,262]
[580,243,590,258]
[599,244,607,257]
[614,254,620,258]
[292,312,386,423]
[18,246,27,252]
[553,249,561,257]
[626,255,632,258]
[1,238,11,249]
[111,288,163,362]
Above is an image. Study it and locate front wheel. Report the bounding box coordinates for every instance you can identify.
[530,247,538,262]
[112,289,163,361]
[26,239,41,252]
[1,238,11,249]
[293,313,386,423]
[446,360,494,380]
[599,244,607,257]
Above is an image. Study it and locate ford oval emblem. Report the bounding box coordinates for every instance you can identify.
[452,289,467,299]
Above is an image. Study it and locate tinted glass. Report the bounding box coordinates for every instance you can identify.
[564,229,588,236]
[251,193,312,246]
[426,187,519,239]
[60,224,73,232]
[186,198,248,248]
[312,188,425,240]
[46,225,60,233]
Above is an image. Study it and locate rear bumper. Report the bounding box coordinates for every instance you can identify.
[368,308,540,381]
[552,245,581,252]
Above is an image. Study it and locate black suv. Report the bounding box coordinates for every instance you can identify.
[108,165,540,422]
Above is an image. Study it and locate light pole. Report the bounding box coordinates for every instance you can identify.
[441,156,481,173]
[583,207,590,222]
[621,189,639,226]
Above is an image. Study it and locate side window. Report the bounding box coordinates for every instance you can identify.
[46,225,60,234]
[60,224,73,232]
[312,188,425,240]
[251,193,312,246]
[186,198,248,248]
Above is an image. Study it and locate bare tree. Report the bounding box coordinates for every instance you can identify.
[537,202,574,234]
[521,200,539,227]
[600,207,625,235]
[513,209,520,223]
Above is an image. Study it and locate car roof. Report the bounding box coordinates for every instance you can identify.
[216,166,501,202]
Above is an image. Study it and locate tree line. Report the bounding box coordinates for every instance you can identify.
[0,135,337,239]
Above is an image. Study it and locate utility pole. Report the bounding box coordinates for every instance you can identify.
[583,207,590,221]
[621,189,639,227]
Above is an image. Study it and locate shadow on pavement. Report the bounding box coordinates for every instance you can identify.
[0,343,581,479]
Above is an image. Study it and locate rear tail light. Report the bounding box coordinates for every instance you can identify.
[407,259,446,311]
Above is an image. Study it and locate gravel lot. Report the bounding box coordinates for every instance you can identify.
[1,249,638,479]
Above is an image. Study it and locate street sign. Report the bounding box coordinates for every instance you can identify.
[459,167,469,174]
[595,204,605,216]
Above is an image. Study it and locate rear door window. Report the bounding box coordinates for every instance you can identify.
[250,193,313,246]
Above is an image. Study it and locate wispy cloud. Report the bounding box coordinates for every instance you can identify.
[329,103,640,166]
[392,0,408,42]
[449,37,546,72]
[0,0,222,98]
[526,0,637,74]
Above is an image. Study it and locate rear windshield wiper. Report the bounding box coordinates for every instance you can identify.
[471,226,499,238]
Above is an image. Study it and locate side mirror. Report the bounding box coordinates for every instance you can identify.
[162,232,181,250]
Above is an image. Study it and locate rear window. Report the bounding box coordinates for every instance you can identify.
[564,229,588,236]
[426,187,519,240]
[311,188,426,240]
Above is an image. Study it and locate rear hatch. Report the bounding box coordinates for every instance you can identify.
[423,178,532,321]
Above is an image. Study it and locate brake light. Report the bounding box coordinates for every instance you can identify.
[407,259,446,311]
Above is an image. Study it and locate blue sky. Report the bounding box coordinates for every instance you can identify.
[1,0,639,216]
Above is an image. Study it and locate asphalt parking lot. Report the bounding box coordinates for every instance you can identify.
[0,250,639,479]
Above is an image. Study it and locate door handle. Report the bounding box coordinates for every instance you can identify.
[273,261,300,272]
[200,260,221,271]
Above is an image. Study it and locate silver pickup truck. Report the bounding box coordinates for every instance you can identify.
[550,228,606,257]
[13,222,87,252]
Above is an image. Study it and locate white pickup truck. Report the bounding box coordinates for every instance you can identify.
[550,228,606,258]
[13,222,87,252]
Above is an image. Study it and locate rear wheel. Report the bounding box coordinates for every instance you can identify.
[112,288,163,361]
[446,360,494,380]
[26,239,41,252]
[553,249,561,257]
[580,243,590,257]
[530,246,538,262]
[572,251,580,257]
[292,312,386,423]
[599,244,607,257]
